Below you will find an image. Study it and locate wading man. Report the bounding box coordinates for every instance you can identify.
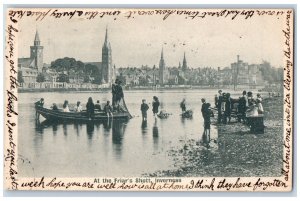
[201,98,212,145]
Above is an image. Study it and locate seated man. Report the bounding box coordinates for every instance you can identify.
[104,101,113,117]
[95,100,102,111]
[51,103,59,111]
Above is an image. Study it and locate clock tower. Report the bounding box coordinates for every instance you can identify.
[30,30,44,72]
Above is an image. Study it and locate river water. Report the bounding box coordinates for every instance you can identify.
[18,89,256,177]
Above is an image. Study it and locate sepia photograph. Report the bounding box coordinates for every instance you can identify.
[4,7,294,191]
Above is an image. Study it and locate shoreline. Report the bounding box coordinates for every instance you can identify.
[17,86,274,93]
[146,97,283,177]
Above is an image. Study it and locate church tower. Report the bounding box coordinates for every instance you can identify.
[101,27,113,84]
[182,52,188,71]
[159,48,166,85]
[30,30,43,72]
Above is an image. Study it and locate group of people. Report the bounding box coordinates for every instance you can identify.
[37,79,126,119]
[140,96,160,121]
[214,89,264,124]
[215,90,234,124]
[49,98,114,118]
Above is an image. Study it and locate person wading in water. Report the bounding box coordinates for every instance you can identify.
[201,98,212,147]
[152,96,160,118]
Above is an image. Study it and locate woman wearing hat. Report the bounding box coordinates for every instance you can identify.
[256,94,264,114]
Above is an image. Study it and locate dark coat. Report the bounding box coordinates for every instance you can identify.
[95,104,101,111]
[112,84,124,102]
[152,101,160,113]
[217,95,223,111]
[141,103,149,114]
[225,98,232,115]
[180,102,186,112]
[201,103,211,122]
[86,102,95,114]
[238,96,247,113]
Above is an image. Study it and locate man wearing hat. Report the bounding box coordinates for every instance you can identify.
[35,98,44,120]
[112,79,124,111]
[217,90,223,123]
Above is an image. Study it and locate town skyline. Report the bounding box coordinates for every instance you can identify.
[17,12,285,68]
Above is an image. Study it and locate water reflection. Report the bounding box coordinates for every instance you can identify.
[152,118,159,151]
[74,123,81,136]
[86,122,95,140]
[34,120,44,154]
[112,119,128,160]
[141,120,148,135]
[103,119,112,132]
[52,123,58,136]
[63,124,68,136]
[35,120,44,134]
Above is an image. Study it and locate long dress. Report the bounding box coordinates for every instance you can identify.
[152,101,160,114]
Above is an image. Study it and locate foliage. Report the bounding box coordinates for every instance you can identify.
[57,74,69,83]
[36,73,45,83]
[260,61,282,84]
[50,57,101,83]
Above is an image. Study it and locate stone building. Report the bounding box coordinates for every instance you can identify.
[231,55,264,88]
[18,30,44,83]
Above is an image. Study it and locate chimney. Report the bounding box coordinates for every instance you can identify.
[237,55,240,63]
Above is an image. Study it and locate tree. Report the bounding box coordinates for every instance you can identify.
[36,73,45,83]
[116,73,126,85]
[139,77,148,86]
[57,74,69,83]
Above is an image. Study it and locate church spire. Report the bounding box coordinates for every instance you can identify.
[34,30,40,46]
[182,52,187,71]
[159,47,166,85]
[104,26,108,47]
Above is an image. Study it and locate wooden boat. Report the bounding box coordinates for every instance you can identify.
[35,105,132,122]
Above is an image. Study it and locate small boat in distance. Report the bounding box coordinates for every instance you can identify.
[35,105,132,122]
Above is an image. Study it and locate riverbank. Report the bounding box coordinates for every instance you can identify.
[147,97,283,177]
[18,86,268,93]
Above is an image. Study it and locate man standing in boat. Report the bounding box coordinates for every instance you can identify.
[112,79,124,112]
[35,98,44,120]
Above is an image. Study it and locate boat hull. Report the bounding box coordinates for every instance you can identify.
[35,106,132,122]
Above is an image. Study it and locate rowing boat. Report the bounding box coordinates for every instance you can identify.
[35,105,132,122]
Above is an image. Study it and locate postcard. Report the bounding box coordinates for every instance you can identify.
[4,8,293,191]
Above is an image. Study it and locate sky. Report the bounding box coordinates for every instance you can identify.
[17,8,286,68]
